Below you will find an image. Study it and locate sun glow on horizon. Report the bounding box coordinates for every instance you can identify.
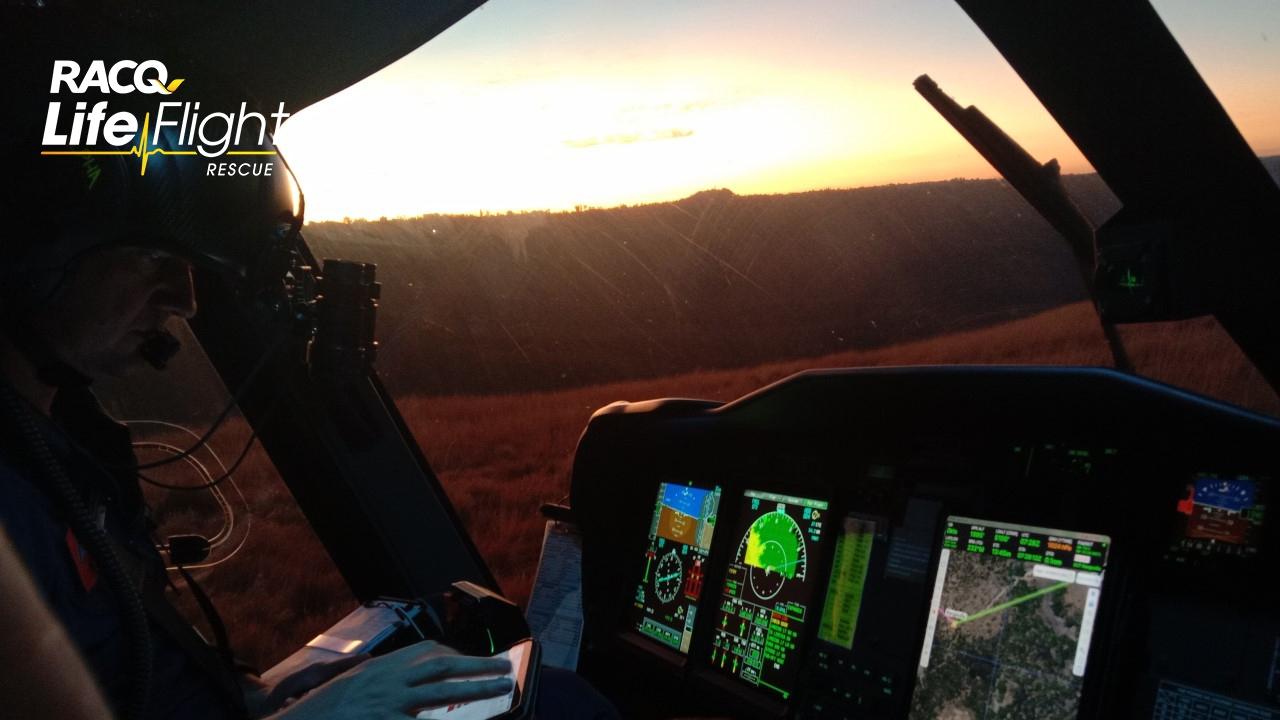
[274,0,1280,222]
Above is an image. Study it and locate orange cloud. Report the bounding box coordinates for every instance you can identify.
[564,128,695,149]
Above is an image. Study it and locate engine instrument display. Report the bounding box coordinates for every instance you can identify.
[709,489,830,701]
[629,482,721,653]
[817,515,878,650]
[1172,473,1268,559]
[910,517,1110,720]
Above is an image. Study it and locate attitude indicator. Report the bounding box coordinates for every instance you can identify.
[629,482,721,653]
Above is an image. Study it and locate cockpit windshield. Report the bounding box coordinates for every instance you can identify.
[95,0,1279,671]
[268,0,1280,609]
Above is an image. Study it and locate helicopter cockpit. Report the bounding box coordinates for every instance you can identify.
[4,1,1279,719]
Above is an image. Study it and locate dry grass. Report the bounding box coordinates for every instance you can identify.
[145,301,1277,670]
[410,302,1277,612]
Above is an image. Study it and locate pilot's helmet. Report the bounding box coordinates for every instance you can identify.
[0,121,304,310]
[0,8,304,311]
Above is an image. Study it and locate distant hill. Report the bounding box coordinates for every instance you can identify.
[301,158,1277,396]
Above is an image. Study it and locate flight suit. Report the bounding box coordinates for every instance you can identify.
[0,382,245,720]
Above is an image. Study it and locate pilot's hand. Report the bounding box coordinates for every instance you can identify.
[243,653,370,716]
[269,640,513,720]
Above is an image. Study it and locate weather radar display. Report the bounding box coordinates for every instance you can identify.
[630,482,721,653]
[910,517,1110,720]
[709,490,829,701]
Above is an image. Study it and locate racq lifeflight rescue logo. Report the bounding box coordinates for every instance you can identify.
[40,60,288,177]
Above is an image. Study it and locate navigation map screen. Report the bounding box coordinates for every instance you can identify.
[709,490,830,701]
[629,482,721,653]
[1173,473,1267,558]
[910,517,1110,720]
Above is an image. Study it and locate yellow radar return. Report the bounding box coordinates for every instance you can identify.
[710,490,831,701]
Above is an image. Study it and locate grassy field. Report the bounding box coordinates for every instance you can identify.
[143,301,1278,670]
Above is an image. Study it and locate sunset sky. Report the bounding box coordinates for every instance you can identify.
[274,0,1280,222]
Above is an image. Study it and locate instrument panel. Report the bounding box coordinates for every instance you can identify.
[569,367,1280,719]
[709,488,831,700]
[629,482,721,652]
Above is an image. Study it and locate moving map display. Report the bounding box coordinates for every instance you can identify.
[709,490,829,701]
[630,482,721,653]
[910,517,1110,720]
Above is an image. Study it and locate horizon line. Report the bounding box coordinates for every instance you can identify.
[303,151,1280,225]
[302,169,1082,225]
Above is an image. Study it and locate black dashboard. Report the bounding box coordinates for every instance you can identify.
[569,366,1280,719]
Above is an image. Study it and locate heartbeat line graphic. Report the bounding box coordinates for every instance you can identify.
[40,112,276,176]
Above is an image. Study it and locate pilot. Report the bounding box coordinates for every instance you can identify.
[0,126,617,718]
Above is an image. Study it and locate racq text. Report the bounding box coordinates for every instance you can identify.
[207,161,274,177]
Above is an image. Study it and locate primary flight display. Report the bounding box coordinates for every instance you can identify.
[629,482,721,653]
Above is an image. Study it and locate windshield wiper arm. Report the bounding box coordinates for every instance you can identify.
[913,74,1131,373]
